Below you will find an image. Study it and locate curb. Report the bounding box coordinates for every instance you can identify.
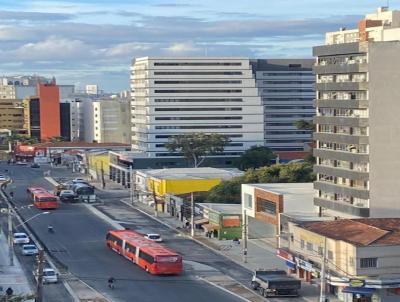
[83,204,124,230]
[197,276,252,302]
[63,281,81,302]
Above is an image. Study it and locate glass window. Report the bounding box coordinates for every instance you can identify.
[360,257,377,268]
[244,193,253,209]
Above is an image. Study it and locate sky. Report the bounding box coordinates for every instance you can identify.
[0,0,398,92]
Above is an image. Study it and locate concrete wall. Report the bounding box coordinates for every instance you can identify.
[369,41,400,217]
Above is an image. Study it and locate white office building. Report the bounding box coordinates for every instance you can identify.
[130,57,265,163]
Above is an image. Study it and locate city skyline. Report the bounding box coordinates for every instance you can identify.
[0,0,397,91]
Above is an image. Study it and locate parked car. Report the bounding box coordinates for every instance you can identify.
[33,268,58,284]
[13,232,30,244]
[0,174,7,182]
[16,161,28,165]
[72,178,87,183]
[144,233,163,242]
[59,190,76,203]
[21,244,39,256]
[31,163,40,168]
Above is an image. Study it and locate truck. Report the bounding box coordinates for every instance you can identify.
[251,269,301,298]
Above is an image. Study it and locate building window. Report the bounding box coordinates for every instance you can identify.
[349,256,354,267]
[306,242,313,251]
[360,257,377,268]
[328,250,333,260]
[318,247,323,256]
[257,198,277,215]
[244,193,253,209]
[300,240,305,249]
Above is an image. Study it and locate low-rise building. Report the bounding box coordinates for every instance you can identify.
[197,203,242,240]
[281,218,400,302]
[241,183,316,239]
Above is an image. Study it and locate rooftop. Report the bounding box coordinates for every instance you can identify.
[301,218,400,247]
[139,167,243,180]
[197,203,242,215]
[32,142,130,149]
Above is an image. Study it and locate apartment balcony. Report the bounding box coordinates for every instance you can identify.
[314,63,368,75]
[313,42,367,57]
[313,132,369,145]
[313,165,369,181]
[314,181,369,200]
[313,196,370,217]
[315,82,368,91]
[314,99,369,109]
[314,116,368,127]
[313,148,369,163]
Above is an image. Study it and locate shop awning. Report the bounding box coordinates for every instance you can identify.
[202,223,220,231]
[194,218,209,225]
[285,261,296,270]
[342,287,376,296]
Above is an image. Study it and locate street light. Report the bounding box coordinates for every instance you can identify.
[7,210,50,266]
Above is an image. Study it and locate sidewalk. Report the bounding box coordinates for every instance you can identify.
[0,232,34,301]
[120,198,342,302]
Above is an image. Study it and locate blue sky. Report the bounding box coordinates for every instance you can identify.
[0,0,398,91]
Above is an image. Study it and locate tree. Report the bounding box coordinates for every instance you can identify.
[234,146,276,170]
[4,134,38,147]
[49,136,66,143]
[294,119,315,131]
[165,133,230,168]
[205,162,315,204]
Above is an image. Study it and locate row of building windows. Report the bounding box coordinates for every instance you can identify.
[265,113,314,118]
[318,91,367,100]
[154,89,242,93]
[318,157,369,172]
[262,72,311,76]
[154,116,243,121]
[155,151,243,156]
[318,174,369,190]
[154,107,242,111]
[155,142,244,148]
[318,141,369,154]
[266,139,311,143]
[154,80,242,84]
[264,105,314,110]
[317,54,367,66]
[155,125,243,129]
[317,108,368,118]
[154,71,243,76]
[263,89,314,93]
[318,125,368,136]
[154,98,243,103]
[262,81,314,84]
[266,130,311,135]
[154,134,243,139]
[318,73,367,83]
[154,62,242,66]
[318,190,369,208]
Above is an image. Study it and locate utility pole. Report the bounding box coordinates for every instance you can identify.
[152,180,158,217]
[320,236,327,302]
[242,209,247,263]
[36,249,45,302]
[100,161,105,189]
[7,206,14,266]
[190,192,195,237]
[129,166,133,204]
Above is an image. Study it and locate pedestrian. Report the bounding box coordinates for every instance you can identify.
[6,287,13,296]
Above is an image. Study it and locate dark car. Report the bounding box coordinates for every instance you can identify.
[59,190,76,203]
[31,163,40,168]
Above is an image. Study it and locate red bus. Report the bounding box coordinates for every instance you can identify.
[27,187,59,210]
[106,229,183,275]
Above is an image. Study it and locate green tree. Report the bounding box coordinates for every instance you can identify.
[205,162,315,204]
[294,119,315,131]
[4,134,38,147]
[234,146,276,170]
[49,136,66,143]
[165,133,230,167]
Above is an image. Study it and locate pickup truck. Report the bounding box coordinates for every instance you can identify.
[251,269,301,297]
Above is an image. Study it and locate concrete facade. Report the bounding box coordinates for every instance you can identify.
[130,57,265,163]
[313,8,400,218]
[251,59,315,151]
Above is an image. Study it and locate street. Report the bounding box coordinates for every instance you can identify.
[1,163,245,302]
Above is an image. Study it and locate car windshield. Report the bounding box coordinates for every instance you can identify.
[15,235,26,238]
[24,246,36,250]
[44,271,55,276]
[149,235,160,239]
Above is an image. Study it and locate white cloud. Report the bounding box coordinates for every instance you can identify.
[102,42,153,57]
[165,42,201,54]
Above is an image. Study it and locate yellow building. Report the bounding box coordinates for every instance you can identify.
[280,218,400,302]
[87,152,110,179]
[135,167,242,197]
[0,99,24,130]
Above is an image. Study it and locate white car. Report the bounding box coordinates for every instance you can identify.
[144,234,163,242]
[13,232,30,244]
[72,178,86,183]
[16,161,28,165]
[33,268,58,284]
[21,244,39,256]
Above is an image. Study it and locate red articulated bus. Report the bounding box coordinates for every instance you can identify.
[106,229,183,275]
[27,187,59,210]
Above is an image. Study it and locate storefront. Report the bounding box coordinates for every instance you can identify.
[276,248,296,273]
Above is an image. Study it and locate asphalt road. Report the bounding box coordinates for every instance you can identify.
[1,163,243,302]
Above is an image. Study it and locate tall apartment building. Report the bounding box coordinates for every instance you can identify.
[131,57,264,162]
[0,99,24,130]
[313,7,400,218]
[252,59,315,151]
